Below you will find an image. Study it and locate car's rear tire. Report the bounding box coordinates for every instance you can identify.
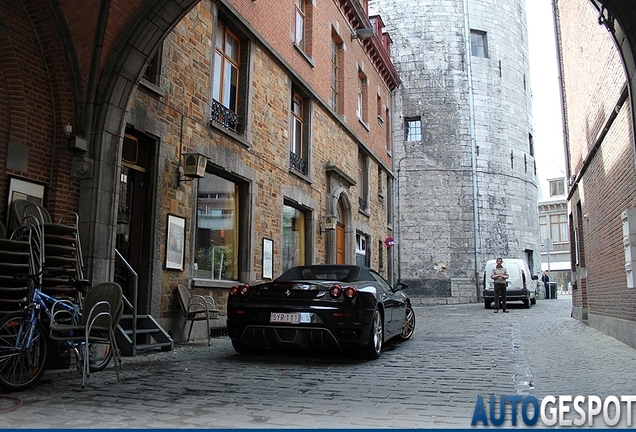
[358,308,383,360]
[531,296,537,305]
[484,300,492,309]
[397,304,415,341]
[523,298,530,309]
[231,339,263,355]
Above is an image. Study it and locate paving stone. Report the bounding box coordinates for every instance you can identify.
[1,295,635,428]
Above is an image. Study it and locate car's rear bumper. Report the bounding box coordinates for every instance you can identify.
[227,307,375,351]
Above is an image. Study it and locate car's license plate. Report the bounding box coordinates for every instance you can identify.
[270,312,300,324]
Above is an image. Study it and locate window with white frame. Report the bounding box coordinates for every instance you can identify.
[549,179,565,197]
[405,118,422,141]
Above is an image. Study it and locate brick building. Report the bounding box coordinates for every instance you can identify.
[556,0,636,348]
[0,0,399,345]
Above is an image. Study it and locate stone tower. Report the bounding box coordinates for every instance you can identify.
[371,0,540,302]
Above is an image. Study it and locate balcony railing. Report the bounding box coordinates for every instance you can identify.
[210,99,243,133]
[290,151,308,175]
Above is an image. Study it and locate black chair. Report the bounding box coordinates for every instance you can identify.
[50,282,124,388]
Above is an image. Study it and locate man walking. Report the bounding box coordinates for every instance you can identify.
[490,257,509,313]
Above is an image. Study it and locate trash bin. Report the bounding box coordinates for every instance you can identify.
[546,282,557,299]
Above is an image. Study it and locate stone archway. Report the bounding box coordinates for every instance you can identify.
[79,0,201,282]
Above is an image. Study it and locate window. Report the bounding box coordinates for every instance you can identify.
[212,21,242,133]
[330,39,339,111]
[377,166,384,198]
[356,72,368,124]
[539,215,548,243]
[294,0,313,56]
[528,133,534,157]
[142,48,161,85]
[195,173,247,280]
[405,118,422,141]
[282,204,308,272]
[358,150,368,211]
[385,107,392,153]
[356,232,368,266]
[550,214,568,242]
[549,179,565,197]
[470,30,488,58]
[294,0,305,50]
[386,176,393,224]
[290,89,309,175]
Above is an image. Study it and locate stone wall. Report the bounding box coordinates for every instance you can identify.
[372,0,540,302]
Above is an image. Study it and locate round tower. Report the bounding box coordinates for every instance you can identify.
[371,0,540,301]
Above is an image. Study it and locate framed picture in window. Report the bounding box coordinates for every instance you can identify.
[262,238,273,280]
[165,214,186,270]
[6,176,46,230]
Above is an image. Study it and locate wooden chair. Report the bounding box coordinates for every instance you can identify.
[177,284,220,346]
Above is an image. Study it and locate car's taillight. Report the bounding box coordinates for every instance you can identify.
[330,285,343,298]
[230,284,251,296]
[344,286,357,298]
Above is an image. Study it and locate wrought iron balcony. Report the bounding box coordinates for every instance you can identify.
[210,99,243,133]
[290,151,308,175]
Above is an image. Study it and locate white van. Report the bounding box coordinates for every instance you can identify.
[482,258,538,309]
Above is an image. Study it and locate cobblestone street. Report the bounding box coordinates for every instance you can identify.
[1,295,634,428]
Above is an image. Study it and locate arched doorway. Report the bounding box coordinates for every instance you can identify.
[336,199,346,264]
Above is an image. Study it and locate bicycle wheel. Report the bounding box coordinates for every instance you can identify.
[87,342,113,372]
[0,312,49,392]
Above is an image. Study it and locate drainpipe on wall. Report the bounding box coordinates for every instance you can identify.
[462,0,481,295]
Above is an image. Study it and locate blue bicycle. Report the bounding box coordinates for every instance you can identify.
[0,274,113,391]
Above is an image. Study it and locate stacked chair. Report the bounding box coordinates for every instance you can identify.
[11,200,85,298]
[0,221,33,317]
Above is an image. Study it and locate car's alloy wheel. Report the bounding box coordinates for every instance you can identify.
[398,304,415,341]
[359,308,383,359]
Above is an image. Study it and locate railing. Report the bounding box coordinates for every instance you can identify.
[115,249,138,354]
[210,99,243,133]
[290,151,308,175]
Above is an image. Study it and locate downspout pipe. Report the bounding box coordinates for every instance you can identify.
[462,0,481,293]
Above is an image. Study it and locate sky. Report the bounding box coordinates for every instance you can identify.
[525,0,567,200]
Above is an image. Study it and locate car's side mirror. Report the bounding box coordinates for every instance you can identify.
[532,275,539,280]
[395,282,408,291]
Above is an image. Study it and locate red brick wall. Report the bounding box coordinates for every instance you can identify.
[558,0,636,320]
[0,2,80,225]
